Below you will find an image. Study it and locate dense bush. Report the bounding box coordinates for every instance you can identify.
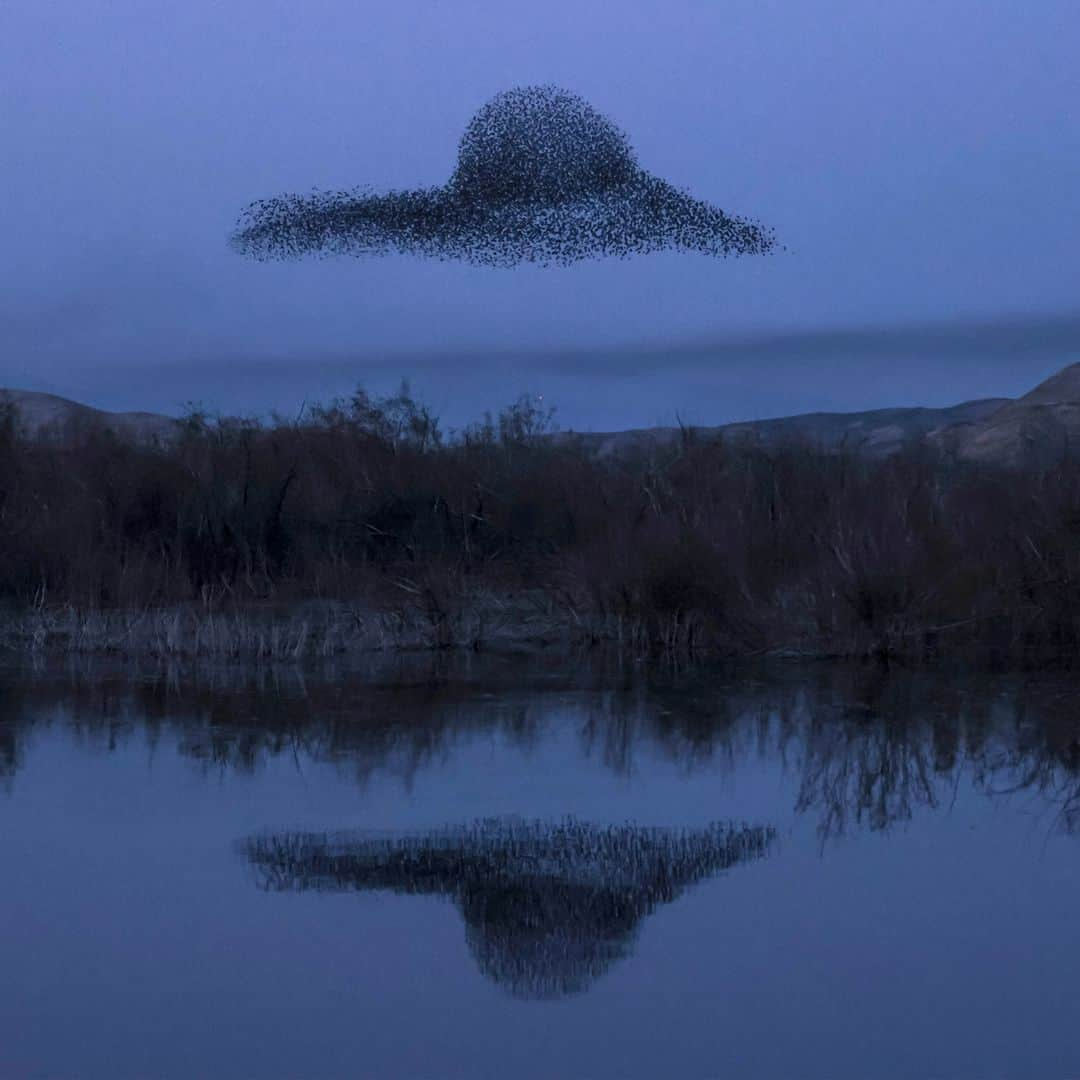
[1,385,1078,664]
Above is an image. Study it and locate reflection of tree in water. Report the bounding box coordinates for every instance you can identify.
[971,691,1080,835]
[243,818,775,1000]
[0,723,17,788]
[2,657,1080,837]
[0,682,30,789]
[583,664,1080,843]
[794,717,938,839]
[784,669,1080,842]
[788,667,952,840]
[0,656,550,791]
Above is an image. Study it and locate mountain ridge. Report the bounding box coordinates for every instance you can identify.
[4,360,1080,464]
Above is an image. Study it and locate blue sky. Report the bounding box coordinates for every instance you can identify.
[2,0,1078,428]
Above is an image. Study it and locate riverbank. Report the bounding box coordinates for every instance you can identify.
[0,596,1068,667]
[2,384,1078,667]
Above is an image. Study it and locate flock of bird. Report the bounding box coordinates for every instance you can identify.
[230,85,776,267]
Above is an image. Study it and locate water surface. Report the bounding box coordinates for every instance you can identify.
[2,657,1079,1078]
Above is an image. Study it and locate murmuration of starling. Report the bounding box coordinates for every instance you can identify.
[230,85,776,267]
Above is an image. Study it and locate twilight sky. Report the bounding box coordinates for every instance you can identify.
[2,0,1078,430]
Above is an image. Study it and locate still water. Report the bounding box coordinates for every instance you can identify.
[2,656,1079,1079]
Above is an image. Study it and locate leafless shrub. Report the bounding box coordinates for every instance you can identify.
[1,388,1079,663]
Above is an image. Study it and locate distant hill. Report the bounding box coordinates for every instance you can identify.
[565,397,1011,460]
[4,361,1080,464]
[0,389,180,444]
[563,362,1080,464]
[940,361,1080,466]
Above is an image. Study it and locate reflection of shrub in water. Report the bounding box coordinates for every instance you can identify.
[0,723,17,787]
[5,661,1080,839]
[242,818,775,1000]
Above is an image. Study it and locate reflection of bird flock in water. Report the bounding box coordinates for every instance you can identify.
[242,817,775,1000]
[230,86,776,266]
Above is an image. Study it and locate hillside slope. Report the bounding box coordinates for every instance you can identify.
[565,398,1011,459]
[947,362,1080,466]
[0,389,180,444]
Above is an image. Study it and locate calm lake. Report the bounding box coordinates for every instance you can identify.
[2,655,1079,1079]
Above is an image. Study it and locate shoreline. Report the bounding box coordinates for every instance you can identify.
[3,381,1079,671]
[0,600,1072,670]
